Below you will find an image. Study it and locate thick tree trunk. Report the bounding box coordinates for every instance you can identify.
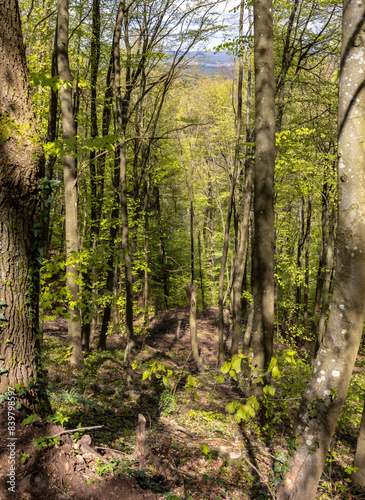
[57,0,83,367]
[250,0,276,395]
[277,3,365,496]
[0,0,47,409]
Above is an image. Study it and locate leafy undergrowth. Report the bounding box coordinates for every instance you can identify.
[33,309,365,499]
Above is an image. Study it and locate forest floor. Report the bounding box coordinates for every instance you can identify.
[1,307,365,500]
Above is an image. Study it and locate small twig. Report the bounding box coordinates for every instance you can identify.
[172,350,192,396]
[52,425,104,437]
[53,483,73,499]
[95,446,135,460]
[243,455,277,500]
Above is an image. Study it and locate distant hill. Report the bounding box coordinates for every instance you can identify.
[186,50,235,74]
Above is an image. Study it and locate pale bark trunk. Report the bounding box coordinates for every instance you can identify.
[57,0,83,367]
[0,0,46,410]
[352,399,365,486]
[250,0,276,394]
[185,284,199,365]
[277,3,365,496]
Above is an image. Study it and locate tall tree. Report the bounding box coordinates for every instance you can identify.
[0,0,46,409]
[250,0,276,393]
[278,1,365,497]
[57,0,84,367]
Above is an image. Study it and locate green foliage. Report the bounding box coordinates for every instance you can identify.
[159,389,178,414]
[33,436,61,450]
[21,414,39,426]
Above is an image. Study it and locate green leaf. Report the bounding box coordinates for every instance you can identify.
[229,369,237,381]
[142,370,150,380]
[263,385,276,396]
[272,365,280,378]
[226,401,237,414]
[201,443,210,455]
[221,361,231,374]
[0,364,8,374]
[22,414,39,426]
[232,356,242,373]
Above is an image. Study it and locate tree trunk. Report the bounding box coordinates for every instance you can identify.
[113,0,136,377]
[0,0,48,410]
[250,0,276,395]
[277,4,365,496]
[231,9,254,357]
[217,8,244,364]
[155,185,169,308]
[315,208,335,353]
[303,196,312,330]
[57,0,83,367]
[198,231,206,312]
[185,284,199,365]
[352,398,365,486]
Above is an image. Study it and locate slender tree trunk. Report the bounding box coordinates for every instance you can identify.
[198,231,206,312]
[113,1,136,376]
[315,208,335,353]
[155,185,169,308]
[352,398,365,486]
[217,4,244,364]
[0,0,48,411]
[278,4,365,496]
[231,10,254,357]
[57,0,83,367]
[311,182,330,340]
[303,196,312,330]
[142,169,150,347]
[43,37,58,259]
[250,0,276,394]
[185,284,199,365]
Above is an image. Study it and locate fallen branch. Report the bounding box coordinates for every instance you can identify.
[243,455,276,500]
[52,425,104,437]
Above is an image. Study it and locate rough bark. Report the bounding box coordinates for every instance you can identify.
[250,0,276,394]
[57,0,83,367]
[0,0,45,408]
[277,3,365,497]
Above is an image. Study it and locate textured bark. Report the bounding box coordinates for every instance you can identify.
[0,0,45,406]
[352,399,365,486]
[57,0,83,367]
[277,3,365,497]
[250,0,276,394]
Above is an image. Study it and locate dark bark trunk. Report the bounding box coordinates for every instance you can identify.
[155,185,169,308]
[0,0,48,411]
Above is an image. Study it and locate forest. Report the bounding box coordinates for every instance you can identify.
[0,0,365,498]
